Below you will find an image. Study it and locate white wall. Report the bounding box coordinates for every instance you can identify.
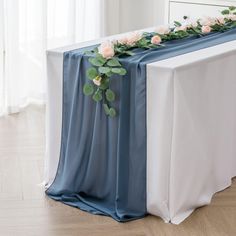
[119,0,155,32]
[104,0,167,35]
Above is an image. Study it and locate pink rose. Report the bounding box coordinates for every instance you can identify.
[182,19,198,29]
[217,16,225,25]
[118,37,128,45]
[126,32,142,46]
[201,25,212,34]
[98,41,115,59]
[199,17,216,26]
[155,25,170,35]
[190,21,198,28]
[151,35,162,45]
[93,76,102,86]
[118,32,142,46]
[227,14,236,21]
[112,39,118,45]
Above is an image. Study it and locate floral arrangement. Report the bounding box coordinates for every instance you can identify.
[83,6,236,117]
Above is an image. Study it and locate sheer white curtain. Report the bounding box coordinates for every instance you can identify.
[0,0,104,116]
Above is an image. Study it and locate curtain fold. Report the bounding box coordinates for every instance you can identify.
[0,0,104,116]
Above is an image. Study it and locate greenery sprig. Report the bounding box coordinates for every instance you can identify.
[83,6,236,117]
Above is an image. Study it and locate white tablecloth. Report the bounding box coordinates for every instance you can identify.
[45,32,236,224]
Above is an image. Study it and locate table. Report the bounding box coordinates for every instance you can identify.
[45,30,236,224]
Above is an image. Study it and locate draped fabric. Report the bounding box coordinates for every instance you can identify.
[0,0,104,116]
[46,28,236,221]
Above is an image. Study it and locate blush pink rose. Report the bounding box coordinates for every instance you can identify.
[182,19,198,29]
[201,25,212,34]
[93,76,102,86]
[190,21,198,28]
[199,17,216,26]
[151,35,162,45]
[98,41,115,59]
[118,32,142,46]
[227,14,236,21]
[126,32,142,46]
[155,25,170,35]
[217,16,225,25]
[118,37,128,45]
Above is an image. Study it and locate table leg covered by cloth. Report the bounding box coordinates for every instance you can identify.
[45,29,236,224]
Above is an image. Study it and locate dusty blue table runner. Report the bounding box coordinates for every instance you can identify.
[46,28,236,222]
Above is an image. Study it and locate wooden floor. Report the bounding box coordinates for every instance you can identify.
[0,105,235,236]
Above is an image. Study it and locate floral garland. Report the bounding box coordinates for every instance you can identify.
[83,6,236,117]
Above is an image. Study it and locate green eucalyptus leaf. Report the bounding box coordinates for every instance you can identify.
[93,48,99,53]
[86,67,98,80]
[105,70,113,77]
[98,67,111,74]
[138,38,149,47]
[107,58,121,67]
[229,6,236,11]
[84,50,94,56]
[221,9,230,15]
[103,104,110,115]
[124,51,135,56]
[83,83,94,96]
[92,90,102,102]
[119,68,127,75]
[111,68,127,75]
[174,21,182,26]
[109,107,116,117]
[100,78,109,90]
[111,68,121,74]
[105,89,115,102]
[89,57,106,67]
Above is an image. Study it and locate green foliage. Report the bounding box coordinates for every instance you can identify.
[109,108,116,117]
[105,70,113,77]
[92,89,102,102]
[103,104,110,115]
[229,6,236,11]
[103,104,116,117]
[124,51,135,56]
[89,56,106,67]
[100,78,109,90]
[221,9,230,15]
[107,58,121,67]
[86,67,98,80]
[98,67,111,74]
[83,83,94,96]
[174,21,182,27]
[105,89,115,102]
[137,38,149,47]
[111,68,127,75]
